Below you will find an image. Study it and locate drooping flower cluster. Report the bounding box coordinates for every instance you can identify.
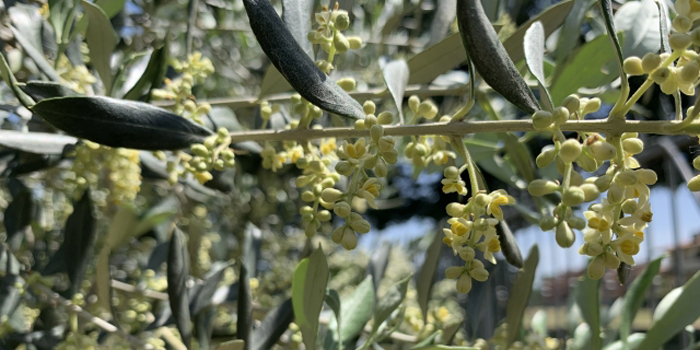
[403,96,458,172]
[307,3,362,74]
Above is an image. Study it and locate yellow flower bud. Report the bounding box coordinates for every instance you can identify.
[622,138,644,154]
[363,155,378,169]
[446,203,465,217]
[532,110,553,130]
[536,145,558,168]
[651,66,671,84]
[559,139,582,163]
[370,125,384,142]
[377,111,393,125]
[408,95,420,113]
[539,216,557,231]
[576,152,600,173]
[418,100,437,118]
[301,191,316,202]
[556,222,575,248]
[445,266,464,279]
[562,186,585,206]
[673,15,692,33]
[335,161,354,176]
[317,210,332,222]
[347,36,362,49]
[562,94,581,115]
[587,255,606,280]
[621,198,639,214]
[553,106,570,124]
[321,188,343,202]
[615,170,639,187]
[688,175,700,191]
[670,33,692,51]
[693,156,700,170]
[336,77,356,91]
[378,137,395,153]
[641,53,662,73]
[334,12,350,30]
[341,231,358,250]
[588,141,616,161]
[527,179,559,196]
[582,97,601,115]
[469,266,489,282]
[567,216,586,230]
[680,60,699,83]
[444,166,460,179]
[607,184,625,204]
[333,201,351,218]
[456,273,472,293]
[191,144,209,157]
[623,56,644,76]
[637,169,658,185]
[363,100,376,115]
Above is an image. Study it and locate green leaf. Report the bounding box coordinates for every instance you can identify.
[457,0,539,114]
[550,34,623,105]
[0,53,36,108]
[655,0,671,53]
[186,0,200,55]
[417,228,443,322]
[132,196,179,238]
[251,299,295,350]
[505,244,539,348]
[613,0,663,59]
[168,227,192,348]
[8,4,44,55]
[619,256,664,344]
[324,289,342,349]
[259,66,294,98]
[523,21,554,111]
[18,81,80,101]
[555,0,596,67]
[218,340,245,350]
[324,276,374,350]
[96,0,127,18]
[242,0,365,119]
[638,269,700,349]
[242,223,262,277]
[31,96,214,150]
[63,189,97,297]
[48,0,77,45]
[292,245,329,349]
[575,275,602,350]
[371,274,411,335]
[282,0,314,59]
[191,262,232,316]
[428,0,457,46]
[382,59,409,124]
[367,241,391,294]
[95,246,112,312]
[0,130,76,156]
[81,0,118,94]
[496,221,523,268]
[9,25,62,82]
[237,264,253,350]
[407,33,464,85]
[123,39,170,101]
[413,346,478,350]
[599,0,627,94]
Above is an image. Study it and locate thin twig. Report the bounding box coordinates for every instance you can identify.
[111,279,169,300]
[30,282,153,349]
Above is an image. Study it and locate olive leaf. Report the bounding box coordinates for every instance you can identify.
[324,289,342,346]
[31,96,213,150]
[599,0,629,111]
[504,244,539,348]
[324,276,374,350]
[371,274,411,336]
[367,241,391,294]
[619,255,663,345]
[237,263,252,349]
[496,221,523,268]
[457,0,539,114]
[18,81,79,101]
[523,21,554,111]
[168,227,192,348]
[63,189,97,297]
[0,53,35,108]
[417,227,443,322]
[282,0,314,59]
[3,180,35,242]
[381,59,409,125]
[242,0,365,119]
[575,275,602,349]
[0,130,77,155]
[123,38,170,101]
[251,298,294,350]
[9,26,62,82]
[291,245,329,349]
[81,0,118,94]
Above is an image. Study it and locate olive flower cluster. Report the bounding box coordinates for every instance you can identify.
[308,3,362,74]
[151,53,214,124]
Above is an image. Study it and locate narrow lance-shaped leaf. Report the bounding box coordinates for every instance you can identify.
[237,263,252,350]
[31,96,214,150]
[382,59,409,124]
[186,0,200,55]
[367,241,391,295]
[0,130,77,155]
[619,256,663,345]
[324,276,374,350]
[371,274,411,336]
[496,221,523,268]
[417,228,443,322]
[251,299,294,350]
[655,0,670,53]
[0,53,35,108]
[63,189,97,297]
[123,38,170,101]
[575,275,602,350]
[10,26,62,82]
[599,0,629,114]
[291,245,329,349]
[505,244,539,348]
[457,0,539,114]
[168,227,192,348]
[18,81,79,101]
[324,289,342,348]
[242,0,365,119]
[282,0,314,59]
[81,0,118,95]
[523,21,554,111]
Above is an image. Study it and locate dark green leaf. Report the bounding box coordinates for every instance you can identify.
[619,255,664,345]
[505,244,539,348]
[81,1,118,94]
[9,26,62,82]
[292,245,329,349]
[638,269,700,349]
[3,180,34,242]
[242,0,365,119]
[324,276,374,350]
[382,59,409,125]
[168,227,192,348]
[18,81,80,101]
[367,241,391,294]
[242,223,262,277]
[191,262,231,315]
[417,228,443,322]
[617,262,631,285]
[251,299,294,350]
[371,274,411,335]
[457,0,539,114]
[96,0,127,18]
[496,221,523,268]
[31,96,213,150]
[195,308,215,350]
[575,275,601,349]
[523,21,554,111]
[0,53,35,108]
[123,39,170,101]
[237,263,252,350]
[0,130,77,155]
[63,189,97,297]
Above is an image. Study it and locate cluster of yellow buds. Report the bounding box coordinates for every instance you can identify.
[529,92,658,279]
[404,96,457,170]
[443,188,515,293]
[308,2,362,73]
[532,95,601,131]
[166,127,236,185]
[66,141,141,205]
[56,55,97,94]
[151,53,214,124]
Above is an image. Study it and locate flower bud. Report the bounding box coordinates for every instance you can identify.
[556,222,576,248]
[456,273,472,293]
[688,175,700,191]
[378,137,395,153]
[567,216,586,230]
[562,186,585,206]
[320,178,335,189]
[377,111,393,125]
[444,166,460,179]
[341,231,358,250]
[363,100,376,115]
[622,138,644,154]
[587,255,606,280]
[692,27,700,46]
[336,77,356,91]
[469,267,489,282]
[365,114,377,128]
[559,139,582,163]
[445,266,464,279]
[536,145,558,168]
[363,155,378,169]
[680,60,699,83]
[532,110,554,130]
[651,66,671,84]
[301,191,316,202]
[615,169,639,187]
[638,169,658,185]
[321,188,343,203]
[370,125,384,142]
[580,183,600,202]
[347,36,362,49]
[562,94,581,115]
[576,152,600,172]
[348,214,371,234]
[334,12,350,30]
[553,106,570,124]
[539,216,557,231]
[408,95,420,113]
[623,56,644,76]
[673,15,692,33]
[527,180,559,196]
[641,53,662,73]
[588,141,616,161]
[331,225,345,243]
[354,119,366,130]
[374,161,388,177]
[335,161,354,176]
[621,198,639,214]
[333,201,351,218]
[582,97,601,115]
[604,252,621,269]
[305,223,318,237]
[310,106,323,119]
[459,246,475,261]
[670,33,692,51]
[570,171,584,187]
[191,144,210,157]
[694,156,700,170]
[446,202,465,217]
[607,184,625,204]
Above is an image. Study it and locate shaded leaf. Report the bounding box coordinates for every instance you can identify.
[324,276,374,350]
[292,245,329,349]
[324,289,342,346]
[575,275,601,349]
[382,59,409,125]
[81,0,118,94]
[407,33,464,85]
[638,269,700,349]
[617,262,631,285]
[191,261,231,316]
[523,21,554,111]
[31,96,213,150]
[63,189,97,297]
[457,0,539,114]
[0,244,20,275]
[282,0,313,59]
[0,53,35,108]
[371,274,411,335]
[9,25,62,82]
[555,0,596,67]
[0,131,76,155]
[417,228,443,322]
[367,241,391,295]
[599,0,626,88]
[242,222,262,277]
[96,0,126,18]
[186,0,200,55]
[496,221,523,268]
[3,180,35,241]
[168,227,192,348]
[95,247,112,311]
[242,0,365,119]
[218,340,245,350]
[0,275,24,320]
[18,81,79,101]
[505,244,539,348]
[237,263,252,350]
[251,299,294,350]
[259,66,293,98]
[428,0,457,46]
[123,39,170,101]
